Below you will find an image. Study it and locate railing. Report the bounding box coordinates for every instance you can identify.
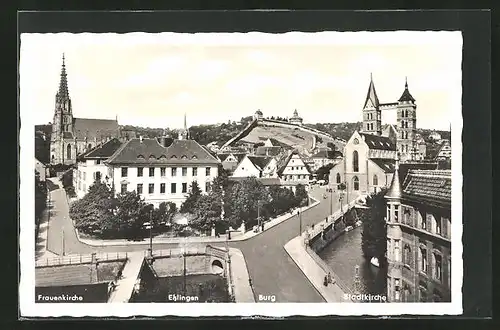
[147,247,208,258]
[304,244,354,297]
[36,252,128,267]
[206,245,229,260]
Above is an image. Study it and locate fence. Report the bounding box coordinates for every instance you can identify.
[147,246,215,259]
[36,252,129,268]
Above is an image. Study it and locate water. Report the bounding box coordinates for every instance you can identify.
[318,226,387,297]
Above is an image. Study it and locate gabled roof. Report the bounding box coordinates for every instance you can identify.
[105,138,220,165]
[370,158,396,173]
[277,150,313,175]
[82,138,122,159]
[247,156,274,171]
[311,149,341,159]
[359,133,396,151]
[402,170,451,208]
[73,118,120,140]
[363,75,380,109]
[218,154,230,162]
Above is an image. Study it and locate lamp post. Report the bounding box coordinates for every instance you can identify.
[182,237,187,296]
[329,186,333,216]
[143,209,153,258]
[298,210,302,236]
[61,225,65,256]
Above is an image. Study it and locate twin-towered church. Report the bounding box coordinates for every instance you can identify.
[329,74,423,194]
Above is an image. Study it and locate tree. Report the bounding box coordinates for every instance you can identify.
[180,181,202,213]
[267,186,296,216]
[327,142,336,152]
[294,184,308,207]
[156,201,177,226]
[35,171,47,226]
[115,191,148,239]
[190,194,222,233]
[315,163,335,182]
[361,190,388,260]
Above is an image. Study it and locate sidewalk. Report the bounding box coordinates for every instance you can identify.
[284,236,347,303]
[75,198,320,247]
[228,248,255,303]
[35,198,59,260]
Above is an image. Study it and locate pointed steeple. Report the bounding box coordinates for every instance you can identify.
[363,73,380,109]
[385,153,402,200]
[398,77,415,103]
[57,53,69,99]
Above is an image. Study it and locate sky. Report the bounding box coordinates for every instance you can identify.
[20,32,462,131]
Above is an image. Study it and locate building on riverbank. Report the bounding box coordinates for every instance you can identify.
[385,159,451,302]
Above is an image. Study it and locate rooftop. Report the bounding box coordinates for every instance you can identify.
[359,133,396,151]
[81,138,123,159]
[402,170,451,207]
[106,138,220,165]
[73,118,120,140]
[371,158,396,173]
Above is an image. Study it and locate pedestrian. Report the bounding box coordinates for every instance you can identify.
[327,272,332,284]
[249,278,253,287]
[117,269,122,280]
[261,222,264,232]
[323,275,328,287]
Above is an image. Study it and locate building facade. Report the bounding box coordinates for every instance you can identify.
[232,155,277,178]
[278,151,313,187]
[385,166,451,302]
[104,136,220,208]
[49,55,120,165]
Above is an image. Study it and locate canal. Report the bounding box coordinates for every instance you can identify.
[317,225,387,297]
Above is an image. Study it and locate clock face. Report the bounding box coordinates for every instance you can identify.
[353,138,359,145]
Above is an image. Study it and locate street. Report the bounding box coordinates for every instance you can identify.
[44,178,352,302]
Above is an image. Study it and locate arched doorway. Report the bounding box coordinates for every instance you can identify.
[211,259,224,274]
[66,144,71,159]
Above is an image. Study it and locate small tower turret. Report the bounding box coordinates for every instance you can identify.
[396,77,417,162]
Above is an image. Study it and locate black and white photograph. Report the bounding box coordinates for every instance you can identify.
[20,29,463,317]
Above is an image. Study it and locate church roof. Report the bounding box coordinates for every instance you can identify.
[398,80,416,102]
[363,75,380,109]
[72,118,120,140]
[359,133,396,151]
[82,138,123,159]
[402,170,451,208]
[106,138,220,165]
[371,158,396,173]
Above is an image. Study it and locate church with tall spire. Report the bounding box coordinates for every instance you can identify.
[49,54,120,165]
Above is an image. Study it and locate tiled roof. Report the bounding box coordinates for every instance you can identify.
[311,149,341,159]
[402,170,451,207]
[425,143,441,159]
[385,166,402,199]
[218,154,230,162]
[398,83,416,102]
[370,158,396,173]
[359,133,396,151]
[247,156,274,171]
[73,118,119,140]
[83,138,123,159]
[105,138,220,165]
[255,146,283,157]
[277,150,313,175]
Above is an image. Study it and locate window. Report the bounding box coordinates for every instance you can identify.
[121,167,128,177]
[160,167,166,177]
[83,172,86,181]
[149,167,155,177]
[353,176,359,191]
[373,174,378,186]
[171,183,176,194]
[419,247,428,273]
[352,151,359,172]
[171,167,177,176]
[66,144,71,159]
[205,182,210,192]
[394,239,401,262]
[434,216,442,236]
[182,183,187,193]
[394,278,400,301]
[418,211,426,230]
[160,183,165,194]
[182,167,187,176]
[403,245,412,267]
[95,171,101,181]
[96,159,101,165]
[120,183,127,194]
[394,205,399,223]
[336,173,341,184]
[192,167,197,176]
[137,167,143,177]
[137,184,143,194]
[206,167,211,176]
[433,253,443,281]
[403,283,411,302]
[404,208,412,225]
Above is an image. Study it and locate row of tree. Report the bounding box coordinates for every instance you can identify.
[69,168,309,239]
[69,180,178,239]
[35,171,47,235]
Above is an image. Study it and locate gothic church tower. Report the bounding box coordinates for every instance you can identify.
[50,54,74,164]
[361,73,382,136]
[396,78,417,162]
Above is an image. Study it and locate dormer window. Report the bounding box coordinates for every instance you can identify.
[192,155,198,160]
[149,155,156,160]
[137,155,145,160]
[171,155,177,159]
[181,155,188,159]
[159,155,166,160]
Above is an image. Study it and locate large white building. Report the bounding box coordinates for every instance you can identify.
[104,136,220,208]
[232,155,278,178]
[278,151,313,189]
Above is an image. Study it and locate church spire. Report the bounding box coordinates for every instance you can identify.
[57,53,69,99]
[363,73,380,109]
[398,76,415,103]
